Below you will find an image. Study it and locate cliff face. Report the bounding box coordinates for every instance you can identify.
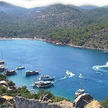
[15,96,73,108]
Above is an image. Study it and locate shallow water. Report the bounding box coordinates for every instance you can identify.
[0,40,108,101]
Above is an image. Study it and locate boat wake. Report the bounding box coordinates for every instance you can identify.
[59,70,106,85]
[62,70,75,80]
[78,73,104,84]
[92,62,108,73]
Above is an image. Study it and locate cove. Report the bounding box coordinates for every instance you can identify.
[0,39,108,101]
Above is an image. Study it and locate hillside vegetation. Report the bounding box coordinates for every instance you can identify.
[0,2,108,49]
[0,73,69,107]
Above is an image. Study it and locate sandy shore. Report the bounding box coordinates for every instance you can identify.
[0,37,34,40]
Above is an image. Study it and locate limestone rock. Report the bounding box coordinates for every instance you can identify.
[73,93,93,108]
[15,93,102,108]
[15,96,73,108]
[0,80,8,87]
[40,93,52,102]
[56,100,73,108]
[0,96,6,104]
[84,100,103,108]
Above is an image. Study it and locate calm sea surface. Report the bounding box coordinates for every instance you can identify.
[0,40,108,101]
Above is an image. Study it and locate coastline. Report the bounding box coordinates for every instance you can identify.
[0,37,33,40]
[42,38,108,52]
[0,37,108,52]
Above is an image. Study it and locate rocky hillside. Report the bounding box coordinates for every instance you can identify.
[0,2,108,50]
[15,93,102,108]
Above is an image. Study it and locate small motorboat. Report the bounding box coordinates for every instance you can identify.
[38,75,55,81]
[26,70,39,76]
[0,60,5,65]
[16,65,25,70]
[33,81,54,88]
[0,65,6,72]
[79,73,83,78]
[4,70,16,76]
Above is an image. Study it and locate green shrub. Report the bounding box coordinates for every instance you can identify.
[0,85,7,95]
[37,89,45,98]
[0,74,6,81]
[100,96,108,108]
[8,80,15,87]
[0,74,70,102]
[37,90,69,102]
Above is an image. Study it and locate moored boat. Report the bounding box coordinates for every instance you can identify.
[38,75,55,81]
[79,73,83,78]
[33,81,54,88]
[0,60,5,65]
[0,65,6,72]
[16,65,25,70]
[4,70,16,76]
[26,70,39,76]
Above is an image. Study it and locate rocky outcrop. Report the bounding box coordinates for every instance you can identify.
[15,93,103,108]
[0,96,6,104]
[73,93,103,108]
[56,100,73,108]
[0,80,17,90]
[73,93,93,108]
[39,93,52,103]
[0,80,8,89]
[15,96,73,108]
[85,100,103,108]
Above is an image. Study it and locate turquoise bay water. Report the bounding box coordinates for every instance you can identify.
[0,40,108,101]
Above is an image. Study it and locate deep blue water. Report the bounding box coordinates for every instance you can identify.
[0,40,108,101]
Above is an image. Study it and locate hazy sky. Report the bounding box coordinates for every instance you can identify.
[0,0,108,8]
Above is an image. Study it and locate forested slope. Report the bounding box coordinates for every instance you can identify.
[0,2,108,49]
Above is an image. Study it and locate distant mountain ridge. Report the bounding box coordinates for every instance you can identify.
[0,2,108,50]
[80,5,98,10]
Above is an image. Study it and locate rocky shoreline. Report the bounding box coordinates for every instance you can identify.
[42,38,108,52]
